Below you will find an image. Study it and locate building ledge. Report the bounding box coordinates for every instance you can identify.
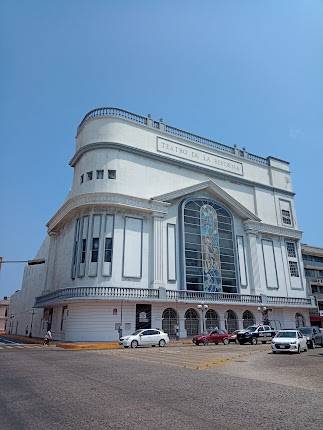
[34,286,315,309]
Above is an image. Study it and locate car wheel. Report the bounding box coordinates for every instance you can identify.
[251,337,258,345]
[238,341,244,345]
[272,351,277,354]
[124,346,129,349]
[223,338,229,345]
[261,341,266,344]
[297,345,300,354]
[159,339,166,347]
[131,340,138,349]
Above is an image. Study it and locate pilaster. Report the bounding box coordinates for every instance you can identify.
[152,213,165,289]
[245,232,261,295]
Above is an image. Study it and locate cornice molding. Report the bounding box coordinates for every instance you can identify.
[47,193,169,233]
[244,220,303,239]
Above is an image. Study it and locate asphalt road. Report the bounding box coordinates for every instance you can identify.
[0,344,322,430]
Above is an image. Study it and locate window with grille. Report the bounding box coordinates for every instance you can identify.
[286,242,297,258]
[289,261,299,277]
[282,209,292,225]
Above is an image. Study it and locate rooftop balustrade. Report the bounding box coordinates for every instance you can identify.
[77,107,269,166]
[34,286,313,308]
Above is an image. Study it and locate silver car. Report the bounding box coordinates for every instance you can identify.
[120,329,169,348]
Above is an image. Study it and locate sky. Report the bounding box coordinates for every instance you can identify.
[0,0,322,298]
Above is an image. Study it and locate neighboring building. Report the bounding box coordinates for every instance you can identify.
[301,244,323,328]
[7,108,315,341]
[0,296,9,334]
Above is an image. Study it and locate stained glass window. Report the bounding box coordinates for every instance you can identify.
[183,198,238,293]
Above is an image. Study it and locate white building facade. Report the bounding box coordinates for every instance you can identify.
[8,108,315,341]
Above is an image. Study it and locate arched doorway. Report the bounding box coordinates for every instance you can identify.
[242,310,256,328]
[295,313,305,328]
[225,309,238,333]
[185,308,199,336]
[205,309,220,331]
[162,308,178,337]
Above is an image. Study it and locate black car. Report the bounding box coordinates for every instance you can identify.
[299,327,323,348]
[237,325,276,345]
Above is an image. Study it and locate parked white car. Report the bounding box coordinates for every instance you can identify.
[271,330,307,354]
[120,329,169,348]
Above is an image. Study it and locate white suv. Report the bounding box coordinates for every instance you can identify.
[271,329,307,354]
[120,329,169,348]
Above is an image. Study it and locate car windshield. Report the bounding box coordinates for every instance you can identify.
[246,326,257,332]
[299,328,312,335]
[131,330,142,336]
[276,331,297,338]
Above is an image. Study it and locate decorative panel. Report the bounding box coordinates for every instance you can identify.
[237,236,247,287]
[167,224,176,281]
[122,217,143,278]
[261,239,279,289]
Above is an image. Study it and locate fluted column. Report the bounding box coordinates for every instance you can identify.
[152,213,165,289]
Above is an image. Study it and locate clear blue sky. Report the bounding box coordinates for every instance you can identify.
[1,0,322,298]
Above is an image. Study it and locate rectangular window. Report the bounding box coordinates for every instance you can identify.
[96,170,104,179]
[108,170,116,179]
[102,214,114,277]
[104,237,113,262]
[87,171,93,181]
[81,239,87,263]
[80,174,84,184]
[286,242,297,258]
[279,199,293,226]
[289,261,299,277]
[281,209,292,225]
[91,238,99,262]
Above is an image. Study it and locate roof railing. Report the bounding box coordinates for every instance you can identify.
[77,107,269,166]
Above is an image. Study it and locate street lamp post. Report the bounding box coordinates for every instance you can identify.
[257,306,272,325]
[197,304,208,334]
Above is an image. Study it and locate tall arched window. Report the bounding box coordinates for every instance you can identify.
[225,309,238,333]
[185,308,199,336]
[205,309,219,331]
[183,198,237,293]
[242,310,256,328]
[162,308,178,337]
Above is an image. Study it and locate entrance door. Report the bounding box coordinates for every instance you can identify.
[136,304,151,330]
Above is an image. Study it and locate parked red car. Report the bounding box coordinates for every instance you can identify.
[227,330,240,344]
[192,329,229,346]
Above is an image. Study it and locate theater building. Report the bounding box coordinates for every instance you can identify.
[8,108,315,341]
